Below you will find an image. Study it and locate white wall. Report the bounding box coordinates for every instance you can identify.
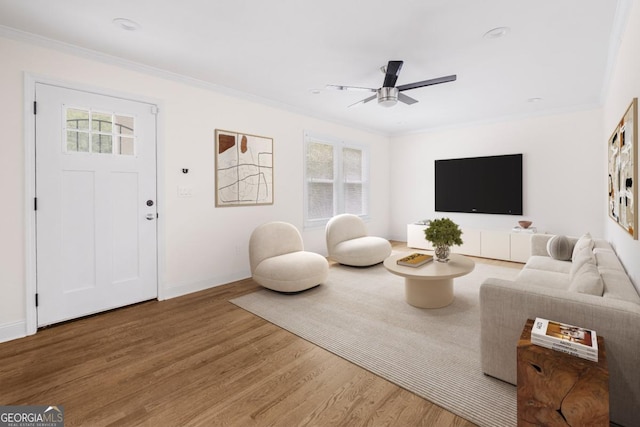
[388,110,605,242]
[0,35,390,340]
[603,0,640,288]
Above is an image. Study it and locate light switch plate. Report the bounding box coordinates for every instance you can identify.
[177,186,193,197]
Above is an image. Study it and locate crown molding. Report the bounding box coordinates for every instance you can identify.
[0,25,388,137]
[599,0,634,103]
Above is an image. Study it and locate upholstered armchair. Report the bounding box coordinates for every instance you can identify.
[325,214,392,267]
[249,221,329,292]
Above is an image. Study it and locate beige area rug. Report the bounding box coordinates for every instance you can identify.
[230,258,521,427]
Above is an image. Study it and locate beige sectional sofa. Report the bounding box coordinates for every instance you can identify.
[479,233,640,427]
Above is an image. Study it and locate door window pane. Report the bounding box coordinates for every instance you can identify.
[66,108,90,153]
[66,108,90,130]
[92,134,113,154]
[66,130,90,152]
[115,115,134,136]
[64,107,135,156]
[92,112,113,133]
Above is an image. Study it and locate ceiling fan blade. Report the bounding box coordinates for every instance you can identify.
[348,94,377,108]
[382,60,404,88]
[397,74,457,92]
[398,93,419,105]
[326,84,376,92]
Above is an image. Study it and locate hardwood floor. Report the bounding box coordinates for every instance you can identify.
[0,245,521,426]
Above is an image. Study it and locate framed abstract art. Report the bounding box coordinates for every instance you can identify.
[215,129,273,207]
[607,98,638,239]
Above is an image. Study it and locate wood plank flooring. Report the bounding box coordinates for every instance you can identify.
[0,245,522,426]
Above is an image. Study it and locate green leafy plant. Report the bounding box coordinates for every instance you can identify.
[424,218,463,247]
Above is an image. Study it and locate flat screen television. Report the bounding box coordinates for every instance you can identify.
[435,154,523,215]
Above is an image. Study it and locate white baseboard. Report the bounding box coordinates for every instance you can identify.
[161,270,251,300]
[0,320,27,344]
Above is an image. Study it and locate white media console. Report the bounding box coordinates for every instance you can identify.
[407,223,535,263]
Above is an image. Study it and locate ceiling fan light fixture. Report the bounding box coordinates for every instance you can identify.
[378,87,398,107]
[332,60,456,108]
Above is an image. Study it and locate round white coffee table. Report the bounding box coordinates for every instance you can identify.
[383,252,475,308]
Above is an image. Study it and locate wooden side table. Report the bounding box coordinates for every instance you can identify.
[517,319,609,426]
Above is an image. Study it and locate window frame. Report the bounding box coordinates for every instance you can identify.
[303,131,370,229]
[63,105,137,156]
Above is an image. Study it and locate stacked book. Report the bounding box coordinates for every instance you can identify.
[531,317,598,362]
[396,253,433,267]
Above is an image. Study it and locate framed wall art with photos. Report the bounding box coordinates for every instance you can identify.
[215,129,273,207]
[607,98,638,239]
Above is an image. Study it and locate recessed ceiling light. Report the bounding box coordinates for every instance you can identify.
[483,26,510,39]
[527,97,543,103]
[309,89,322,95]
[112,18,141,31]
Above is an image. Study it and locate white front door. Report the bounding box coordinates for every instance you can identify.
[35,83,158,327]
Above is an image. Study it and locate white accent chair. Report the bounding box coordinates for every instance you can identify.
[325,214,392,267]
[249,221,329,292]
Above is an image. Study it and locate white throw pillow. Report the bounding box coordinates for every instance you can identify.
[570,245,596,279]
[568,262,604,296]
[571,232,593,261]
[546,235,574,261]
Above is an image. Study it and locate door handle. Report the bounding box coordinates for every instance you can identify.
[146,213,155,220]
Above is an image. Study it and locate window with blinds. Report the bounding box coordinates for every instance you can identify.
[304,132,369,227]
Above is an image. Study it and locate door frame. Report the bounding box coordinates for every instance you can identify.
[24,73,166,335]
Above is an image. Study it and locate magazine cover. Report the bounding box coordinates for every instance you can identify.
[532,317,598,351]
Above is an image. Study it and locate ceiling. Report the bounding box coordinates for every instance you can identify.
[0,0,627,135]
